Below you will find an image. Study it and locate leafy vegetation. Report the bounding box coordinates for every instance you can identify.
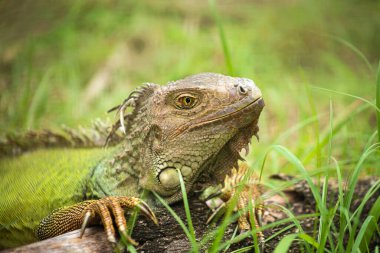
[1,0,379,252]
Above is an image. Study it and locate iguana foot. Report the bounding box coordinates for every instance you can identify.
[80,196,158,245]
[205,163,265,246]
[36,196,157,246]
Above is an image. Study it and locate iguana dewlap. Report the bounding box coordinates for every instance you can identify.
[0,73,264,249]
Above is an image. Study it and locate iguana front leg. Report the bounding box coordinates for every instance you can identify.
[36,197,157,246]
[204,163,265,244]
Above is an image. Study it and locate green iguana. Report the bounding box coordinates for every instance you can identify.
[0,73,264,249]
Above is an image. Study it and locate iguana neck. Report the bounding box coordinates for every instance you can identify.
[85,95,154,200]
[85,144,140,199]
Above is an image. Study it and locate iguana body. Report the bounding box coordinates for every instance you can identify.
[0,148,115,248]
[0,73,264,249]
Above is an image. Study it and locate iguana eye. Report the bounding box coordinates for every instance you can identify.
[175,94,198,109]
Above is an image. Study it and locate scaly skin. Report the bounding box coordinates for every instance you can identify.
[0,73,264,249]
[0,148,115,248]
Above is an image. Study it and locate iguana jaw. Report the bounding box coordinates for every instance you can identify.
[156,114,263,203]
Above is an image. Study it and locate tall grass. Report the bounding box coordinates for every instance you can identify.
[150,1,380,252]
[155,1,380,251]
[208,0,234,76]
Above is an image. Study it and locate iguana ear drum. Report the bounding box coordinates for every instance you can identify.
[158,168,180,188]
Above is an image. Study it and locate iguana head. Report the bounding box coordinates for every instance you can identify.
[112,73,264,203]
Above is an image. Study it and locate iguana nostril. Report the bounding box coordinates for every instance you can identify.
[238,85,248,95]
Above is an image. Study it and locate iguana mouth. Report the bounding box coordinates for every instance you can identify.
[192,97,263,128]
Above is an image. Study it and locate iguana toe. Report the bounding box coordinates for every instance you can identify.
[79,196,157,245]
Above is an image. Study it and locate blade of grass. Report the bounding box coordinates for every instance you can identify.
[270,204,305,235]
[344,143,380,251]
[247,198,260,253]
[273,114,321,144]
[208,0,234,75]
[325,204,340,252]
[323,99,337,250]
[273,234,298,253]
[26,68,53,129]
[264,224,296,242]
[271,145,325,215]
[261,168,332,201]
[304,80,323,248]
[332,157,347,252]
[216,213,319,250]
[376,60,380,143]
[303,101,370,163]
[153,192,193,242]
[298,233,320,250]
[223,225,239,253]
[315,99,333,251]
[177,169,199,252]
[327,34,373,72]
[126,245,138,253]
[350,180,380,221]
[199,210,242,248]
[274,233,321,253]
[328,99,333,166]
[364,130,378,151]
[360,195,380,251]
[351,216,375,252]
[117,231,137,252]
[270,203,311,252]
[304,81,322,169]
[311,86,379,112]
[317,174,330,252]
[344,143,380,210]
[127,189,150,236]
[346,180,380,251]
[230,245,254,253]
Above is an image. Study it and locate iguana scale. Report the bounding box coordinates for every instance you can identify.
[0,73,264,249]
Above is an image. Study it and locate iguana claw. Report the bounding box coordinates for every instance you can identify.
[136,201,159,225]
[79,211,92,238]
[79,196,157,246]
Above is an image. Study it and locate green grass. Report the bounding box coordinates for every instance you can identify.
[151,1,379,251]
[1,0,379,252]
[376,61,380,144]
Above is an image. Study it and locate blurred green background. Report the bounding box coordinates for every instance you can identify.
[0,0,379,175]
